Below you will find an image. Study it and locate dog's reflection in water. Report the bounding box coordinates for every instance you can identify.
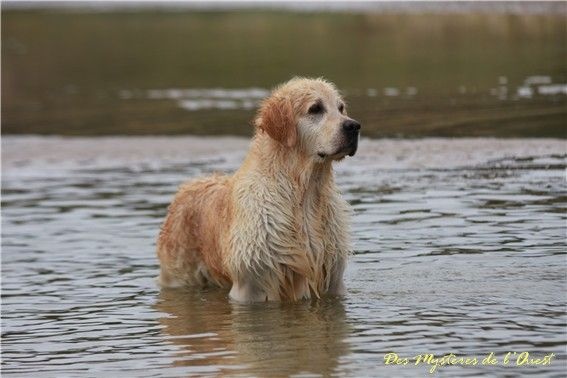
[155,289,350,376]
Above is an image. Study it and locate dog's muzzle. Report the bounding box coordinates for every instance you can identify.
[342,119,361,156]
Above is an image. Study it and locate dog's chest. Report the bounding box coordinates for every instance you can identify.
[297,186,325,260]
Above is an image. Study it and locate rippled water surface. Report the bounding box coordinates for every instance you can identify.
[2,137,566,377]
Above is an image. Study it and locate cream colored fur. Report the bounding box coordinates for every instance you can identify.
[156,77,358,302]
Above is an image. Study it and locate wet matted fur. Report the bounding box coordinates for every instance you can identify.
[157,77,361,302]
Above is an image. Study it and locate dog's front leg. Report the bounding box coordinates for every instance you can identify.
[326,256,347,296]
[322,192,352,296]
[229,279,279,302]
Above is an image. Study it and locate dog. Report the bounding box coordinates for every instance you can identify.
[156,77,360,302]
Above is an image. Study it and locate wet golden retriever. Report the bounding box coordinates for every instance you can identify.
[157,77,360,302]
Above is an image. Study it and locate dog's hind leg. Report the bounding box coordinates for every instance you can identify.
[156,268,184,289]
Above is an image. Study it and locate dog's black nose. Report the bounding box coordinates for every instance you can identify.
[342,119,361,133]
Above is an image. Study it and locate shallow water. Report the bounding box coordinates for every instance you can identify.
[1,136,566,377]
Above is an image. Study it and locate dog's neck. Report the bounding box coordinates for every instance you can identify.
[242,133,334,200]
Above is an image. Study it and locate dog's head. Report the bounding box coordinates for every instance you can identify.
[255,77,361,161]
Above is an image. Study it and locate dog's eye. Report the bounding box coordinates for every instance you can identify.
[308,102,324,115]
[338,103,345,113]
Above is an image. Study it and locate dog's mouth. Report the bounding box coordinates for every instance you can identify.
[318,142,358,160]
[346,140,358,157]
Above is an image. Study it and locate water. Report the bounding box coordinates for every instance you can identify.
[2,136,566,377]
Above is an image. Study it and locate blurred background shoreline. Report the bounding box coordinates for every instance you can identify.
[2,1,566,138]
[4,1,567,15]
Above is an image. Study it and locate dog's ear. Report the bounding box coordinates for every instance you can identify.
[255,95,297,148]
